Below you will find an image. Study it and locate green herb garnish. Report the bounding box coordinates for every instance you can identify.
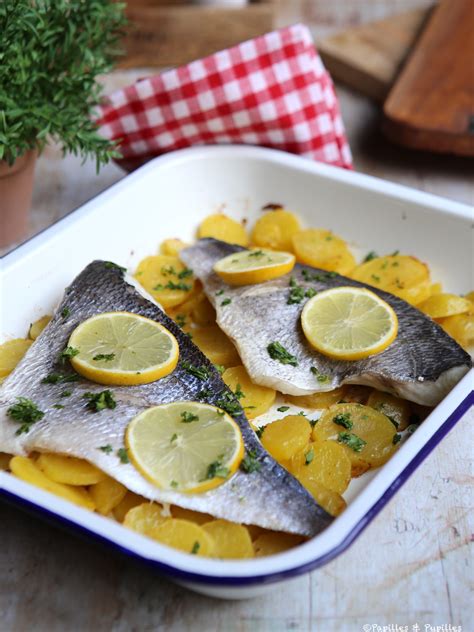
[181,411,199,423]
[61,307,70,318]
[277,406,290,413]
[170,433,178,444]
[191,541,200,555]
[59,346,79,364]
[234,383,245,400]
[304,447,314,465]
[154,281,191,291]
[215,289,225,296]
[267,342,298,367]
[42,372,79,384]
[221,298,232,307]
[337,431,366,452]
[181,362,211,381]
[178,268,193,279]
[175,314,186,328]
[240,449,261,474]
[170,480,178,488]
[53,404,64,409]
[7,397,44,435]
[333,413,353,429]
[196,388,212,400]
[213,364,225,375]
[249,250,265,257]
[117,448,129,464]
[99,444,113,454]
[393,433,402,445]
[371,274,381,283]
[255,426,265,439]
[301,270,337,282]
[363,251,378,262]
[310,367,330,383]
[206,459,230,479]
[105,262,127,273]
[60,390,72,398]
[215,392,241,416]
[83,390,116,412]
[92,353,115,362]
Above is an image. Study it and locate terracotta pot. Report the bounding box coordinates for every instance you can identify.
[0,149,37,248]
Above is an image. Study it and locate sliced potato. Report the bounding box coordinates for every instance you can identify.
[202,520,254,559]
[367,391,411,431]
[429,282,443,295]
[123,502,168,534]
[159,238,188,256]
[438,313,474,349]
[191,296,216,326]
[313,403,399,472]
[149,518,215,556]
[254,531,304,557]
[89,475,127,515]
[289,441,352,495]
[418,293,471,319]
[10,456,95,510]
[113,492,148,523]
[292,228,356,275]
[296,478,346,516]
[36,453,106,486]
[134,255,196,308]
[0,338,32,378]
[29,315,52,340]
[198,214,249,247]
[222,365,276,419]
[351,255,431,305]
[261,415,312,462]
[191,325,240,367]
[284,387,345,410]
[340,385,372,405]
[251,209,301,252]
[170,506,214,525]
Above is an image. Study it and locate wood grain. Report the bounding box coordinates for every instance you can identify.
[317,7,432,102]
[383,0,474,156]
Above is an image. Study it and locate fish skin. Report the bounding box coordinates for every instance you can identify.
[0,261,331,537]
[180,239,472,406]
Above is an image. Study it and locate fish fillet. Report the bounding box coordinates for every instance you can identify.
[181,239,471,406]
[0,261,331,536]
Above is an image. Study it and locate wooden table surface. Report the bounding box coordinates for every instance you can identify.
[1,2,473,631]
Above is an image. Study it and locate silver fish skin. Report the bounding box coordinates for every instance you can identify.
[0,261,331,537]
[180,239,472,406]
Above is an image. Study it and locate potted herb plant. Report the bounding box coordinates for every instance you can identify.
[0,0,126,247]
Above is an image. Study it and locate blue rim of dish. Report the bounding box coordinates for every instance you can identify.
[1,390,472,587]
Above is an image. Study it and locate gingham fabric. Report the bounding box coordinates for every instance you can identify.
[96,24,352,171]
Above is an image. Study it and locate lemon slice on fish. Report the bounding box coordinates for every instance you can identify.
[126,402,244,493]
[68,312,179,385]
[213,249,295,286]
[301,287,398,360]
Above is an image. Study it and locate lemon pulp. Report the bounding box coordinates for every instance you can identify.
[213,249,295,285]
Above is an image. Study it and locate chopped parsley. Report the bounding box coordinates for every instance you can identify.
[191,541,200,555]
[309,418,318,428]
[59,346,79,364]
[104,261,126,273]
[405,423,419,435]
[391,250,400,257]
[215,391,241,416]
[206,459,230,480]
[197,388,212,400]
[255,426,265,439]
[161,265,176,276]
[7,397,45,435]
[42,372,79,385]
[117,448,129,464]
[170,433,178,444]
[181,411,199,423]
[213,364,225,375]
[393,433,402,445]
[371,274,381,283]
[249,250,265,257]
[178,268,193,279]
[241,449,261,474]
[267,342,298,367]
[92,353,115,362]
[332,412,353,429]
[53,404,64,409]
[60,390,72,398]
[154,280,191,291]
[215,289,225,296]
[277,406,290,413]
[301,269,337,282]
[99,444,113,454]
[310,367,330,383]
[170,480,178,488]
[181,361,211,381]
[83,390,116,412]
[363,251,378,262]
[338,431,366,452]
[304,447,314,465]
[61,307,70,318]
[221,298,232,307]
[234,383,245,400]
[175,314,187,328]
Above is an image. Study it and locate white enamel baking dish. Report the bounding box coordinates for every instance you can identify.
[0,146,472,599]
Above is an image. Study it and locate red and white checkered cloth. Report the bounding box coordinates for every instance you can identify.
[96,24,352,171]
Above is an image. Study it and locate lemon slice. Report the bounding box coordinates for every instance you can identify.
[69,312,179,385]
[126,402,244,493]
[213,249,295,285]
[301,287,398,360]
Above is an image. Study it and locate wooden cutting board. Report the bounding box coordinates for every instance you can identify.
[383,0,474,156]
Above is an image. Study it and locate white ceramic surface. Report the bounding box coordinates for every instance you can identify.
[0,145,472,599]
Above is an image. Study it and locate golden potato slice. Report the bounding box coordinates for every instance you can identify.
[292,229,356,275]
[430,282,443,295]
[284,387,345,410]
[123,502,168,534]
[198,213,249,247]
[28,315,52,340]
[202,520,254,559]
[464,291,474,303]
[0,338,32,378]
[351,255,431,305]
[36,453,106,486]
[222,365,276,419]
[340,385,372,405]
[159,238,188,256]
[191,326,240,366]
[253,531,304,557]
[298,478,347,516]
[438,313,474,349]
[191,296,216,326]
[10,456,95,510]
[149,518,215,556]
[113,492,148,523]
[0,452,12,470]
[251,209,301,251]
[246,524,266,541]
[261,415,312,462]
[313,403,399,472]
[419,293,472,319]
[134,255,195,308]
[89,475,127,515]
[170,506,214,525]
[367,391,411,431]
[289,441,351,494]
